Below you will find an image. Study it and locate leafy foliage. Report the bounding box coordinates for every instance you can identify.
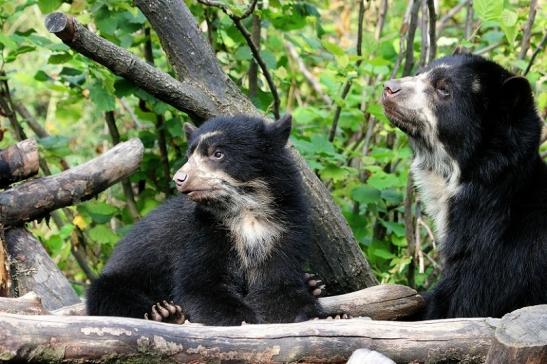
[0,0,545,293]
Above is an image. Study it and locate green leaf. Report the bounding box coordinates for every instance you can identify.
[38,0,62,13]
[321,40,345,56]
[89,81,115,113]
[473,0,503,22]
[48,52,72,64]
[380,220,406,238]
[88,225,119,246]
[500,9,518,44]
[351,186,381,205]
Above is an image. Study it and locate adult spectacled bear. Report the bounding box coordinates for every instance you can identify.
[382,54,547,319]
[87,115,322,325]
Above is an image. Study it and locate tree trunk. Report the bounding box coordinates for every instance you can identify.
[5,228,80,310]
[45,6,378,293]
[0,138,143,227]
[0,139,39,188]
[486,305,547,364]
[0,310,502,363]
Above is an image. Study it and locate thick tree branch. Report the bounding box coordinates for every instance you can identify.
[5,228,80,310]
[133,0,258,117]
[0,139,144,226]
[0,309,505,363]
[0,139,39,188]
[45,13,219,121]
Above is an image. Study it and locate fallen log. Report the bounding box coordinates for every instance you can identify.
[0,138,143,226]
[0,310,502,363]
[5,228,80,310]
[0,284,423,321]
[486,304,547,363]
[0,139,39,188]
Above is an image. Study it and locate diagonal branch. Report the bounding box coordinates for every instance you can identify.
[0,139,144,227]
[523,32,547,76]
[45,13,219,121]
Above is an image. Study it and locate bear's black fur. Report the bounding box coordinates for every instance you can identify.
[382,54,547,318]
[86,115,321,325]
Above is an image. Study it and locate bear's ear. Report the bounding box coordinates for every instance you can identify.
[501,76,533,116]
[184,122,197,141]
[266,114,292,146]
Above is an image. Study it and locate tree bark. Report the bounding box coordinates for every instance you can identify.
[0,284,424,321]
[0,310,502,363]
[5,228,80,310]
[45,1,378,292]
[0,138,143,227]
[0,139,39,188]
[486,305,547,364]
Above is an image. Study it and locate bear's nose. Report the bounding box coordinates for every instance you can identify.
[173,170,188,186]
[384,80,402,96]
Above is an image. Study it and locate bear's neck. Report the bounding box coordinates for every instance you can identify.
[411,143,461,242]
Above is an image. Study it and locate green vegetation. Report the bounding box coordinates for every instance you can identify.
[0,0,545,294]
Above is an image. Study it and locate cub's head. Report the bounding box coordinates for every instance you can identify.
[382,54,541,173]
[173,114,294,210]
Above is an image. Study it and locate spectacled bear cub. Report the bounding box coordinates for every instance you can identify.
[382,54,547,319]
[86,115,322,325]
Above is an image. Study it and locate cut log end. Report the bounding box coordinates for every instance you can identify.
[486,304,547,363]
[0,139,39,188]
[45,12,75,42]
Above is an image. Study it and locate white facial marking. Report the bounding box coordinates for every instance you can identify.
[197,131,222,146]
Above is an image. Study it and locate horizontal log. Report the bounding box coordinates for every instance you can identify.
[0,139,39,188]
[0,138,143,226]
[0,285,423,321]
[0,312,500,363]
[44,12,218,121]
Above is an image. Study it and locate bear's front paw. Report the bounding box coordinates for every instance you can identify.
[144,300,185,324]
[305,273,325,297]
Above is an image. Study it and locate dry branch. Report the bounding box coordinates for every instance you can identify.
[45,12,218,121]
[0,310,502,363]
[5,228,80,310]
[0,138,143,226]
[0,139,39,188]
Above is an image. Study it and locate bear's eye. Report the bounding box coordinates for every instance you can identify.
[212,150,224,160]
